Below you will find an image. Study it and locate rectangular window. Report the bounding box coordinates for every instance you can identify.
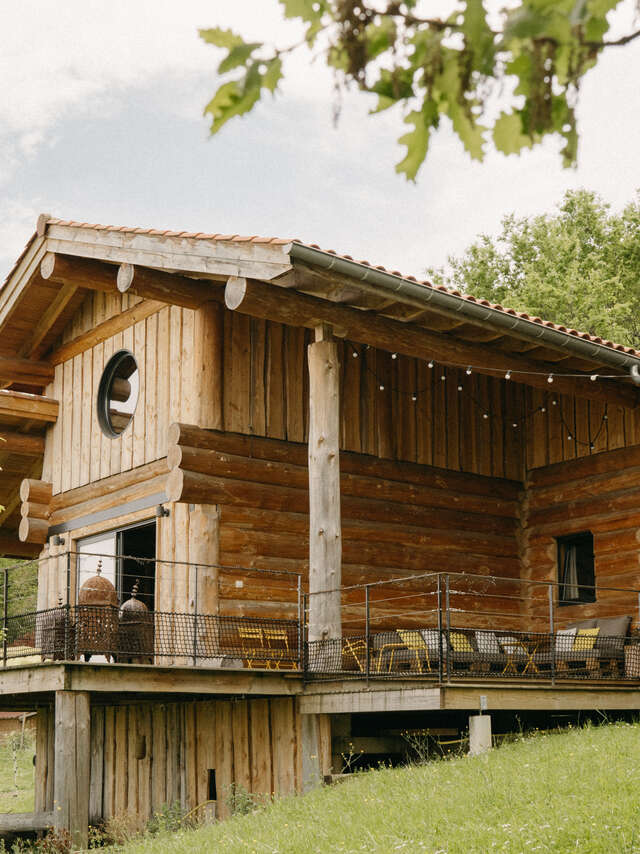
[557,531,595,605]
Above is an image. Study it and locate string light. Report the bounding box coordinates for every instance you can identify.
[348,341,612,445]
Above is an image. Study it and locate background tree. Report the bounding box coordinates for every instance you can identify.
[429,189,640,347]
[200,1,640,180]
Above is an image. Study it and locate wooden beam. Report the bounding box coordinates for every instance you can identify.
[18,282,78,359]
[193,302,223,429]
[0,534,40,558]
[0,430,45,456]
[307,328,342,642]
[224,277,639,409]
[0,390,58,422]
[48,299,164,365]
[19,516,49,544]
[0,812,55,833]
[20,478,52,505]
[117,263,223,310]
[40,251,118,293]
[54,691,90,850]
[0,356,54,387]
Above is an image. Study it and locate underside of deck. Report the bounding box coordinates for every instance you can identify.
[2,662,640,714]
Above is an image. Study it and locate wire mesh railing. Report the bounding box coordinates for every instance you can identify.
[303,571,640,683]
[3,553,640,682]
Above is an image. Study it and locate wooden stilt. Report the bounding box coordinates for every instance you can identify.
[53,691,90,849]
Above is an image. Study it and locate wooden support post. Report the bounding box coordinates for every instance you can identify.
[307,326,342,643]
[468,715,492,756]
[53,691,90,850]
[189,302,223,659]
[300,713,323,793]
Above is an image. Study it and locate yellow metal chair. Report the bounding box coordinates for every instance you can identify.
[397,630,432,673]
[263,628,296,670]
[238,626,269,669]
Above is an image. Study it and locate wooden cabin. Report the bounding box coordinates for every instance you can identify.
[2,215,640,845]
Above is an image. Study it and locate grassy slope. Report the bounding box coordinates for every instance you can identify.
[0,731,35,814]
[119,721,640,854]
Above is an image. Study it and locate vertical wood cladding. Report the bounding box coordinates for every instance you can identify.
[522,444,640,630]
[43,293,194,495]
[35,699,331,824]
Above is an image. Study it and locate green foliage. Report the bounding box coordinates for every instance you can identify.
[114,721,640,853]
[0,730,35,816]
[199,1,639,179]
[0,558,38,618]
[429,189,640,348]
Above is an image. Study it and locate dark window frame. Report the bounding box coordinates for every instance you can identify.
[556,531,595,606]
[96,349,139,438]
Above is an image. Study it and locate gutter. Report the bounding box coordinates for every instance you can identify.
[291,243,640,376]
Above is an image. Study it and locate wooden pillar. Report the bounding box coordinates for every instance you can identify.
[54,691,90,849]
[191,302,223,657]
[307,325,342,643]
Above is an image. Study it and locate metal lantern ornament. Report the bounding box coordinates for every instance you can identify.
[117,580,153,664]
[76,561,119,661]
[39,595,74,661]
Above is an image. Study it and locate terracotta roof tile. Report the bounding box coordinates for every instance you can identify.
[3,214,638,359]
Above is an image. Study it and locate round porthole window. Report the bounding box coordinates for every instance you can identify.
[97,350,140,438]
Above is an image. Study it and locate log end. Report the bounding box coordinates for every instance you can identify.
[19,516,49,544]
[166,444,183,471]
[224,276,248,311]
[117,263,135,294]
[165,468,184,503]
[167,422,183,447]
[39,252,56,281]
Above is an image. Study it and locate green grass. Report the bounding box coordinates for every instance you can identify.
[117,721,640,854]
[0,730,35,814]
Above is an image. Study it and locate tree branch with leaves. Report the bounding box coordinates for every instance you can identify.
[200,0,640,180]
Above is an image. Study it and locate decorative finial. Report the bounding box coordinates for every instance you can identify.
[58,595,63,607]
[96,560,102,576]
[132,580,140,598]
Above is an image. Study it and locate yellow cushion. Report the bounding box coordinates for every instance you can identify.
[573,627,599,651]
[450,631,474,653]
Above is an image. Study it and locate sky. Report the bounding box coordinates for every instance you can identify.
[0,1,639,281]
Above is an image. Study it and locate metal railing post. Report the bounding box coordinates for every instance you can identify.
[65,551,73,661]
[437,575,443,685]
[548,583,555,685]
[297,576,303,671]
[365,585,370,683]
[304,593,310,678]
[445,574,451,683]
[2,567,8,668]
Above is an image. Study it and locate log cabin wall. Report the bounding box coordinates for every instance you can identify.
[35,699,331,824]
[521,444,640,631]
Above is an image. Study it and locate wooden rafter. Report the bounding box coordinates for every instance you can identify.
[116,263,224,310]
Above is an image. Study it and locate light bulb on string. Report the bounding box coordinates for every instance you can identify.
[441,374,446,381]
[512,422,518,428]
[457,384,463,392]
[547,374,554,384]
[466,366,472,376]
[411,394,417,402]
[505,370,512,380]
[428,360,434,369]
[590,374,598,382]
[352,350,358,358]
[379,384,385,391]
[391,353,398,360]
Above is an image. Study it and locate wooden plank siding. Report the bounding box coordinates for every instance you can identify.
[35,699,331,827]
